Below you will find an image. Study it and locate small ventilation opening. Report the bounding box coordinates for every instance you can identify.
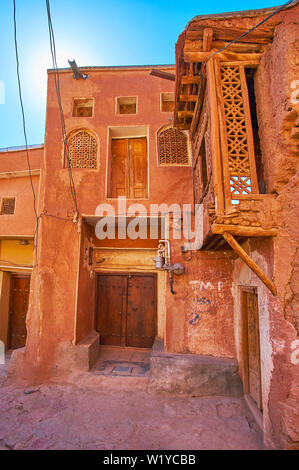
[72,99,94,117]
[117,97,137,115]
[1,198,15,215]
[161,92,175,112]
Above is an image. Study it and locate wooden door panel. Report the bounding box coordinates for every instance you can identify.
[130,138,148,198]
[10,276,30,350]
[242,289,262,411]
[111,139,129,198]
[126,275,156,348]
[96,275,125,346]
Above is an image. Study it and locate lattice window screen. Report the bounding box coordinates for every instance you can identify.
[67,130,97,169]
[1,198,15,215]
[220,65,256,196]
[158,128,189,165]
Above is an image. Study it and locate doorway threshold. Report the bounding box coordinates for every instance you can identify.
[92,346,151,377]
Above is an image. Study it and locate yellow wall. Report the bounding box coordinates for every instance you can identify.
[0,239,34,266]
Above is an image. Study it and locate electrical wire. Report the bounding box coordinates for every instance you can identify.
[196,0,296,99]
[203,0,295,64]
[45,0,79,217]
[13,0,39,242]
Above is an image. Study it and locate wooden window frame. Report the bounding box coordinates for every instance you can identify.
[0,197,16,215]
[157,126,191,167]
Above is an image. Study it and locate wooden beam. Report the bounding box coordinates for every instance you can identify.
[184,50,262,64]
[175,124,191,130]
[179,94,198,102]
[212,224,278,237]
[220,60,260,68]
[149,69,175,81]
[184,39,264,53]
[181,75,201,84]
[203,28,213,52]
[177,110,194,119]
[186,27,273,44]
[222,232,277,295]
[206,59,224,216]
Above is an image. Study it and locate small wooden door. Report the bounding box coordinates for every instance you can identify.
[242,288,262,411]
[110,137,148,198]
[96,273,156,348]
[9,275,30,350]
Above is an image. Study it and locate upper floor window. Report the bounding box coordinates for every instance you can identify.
[72,98,94,117]
[66,129,98,169]
[158,127,189,166]
[116,96,137,115]
[1,197,15,215]
[161,92,175,112]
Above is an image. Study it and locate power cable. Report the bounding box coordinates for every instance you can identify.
[45,0,79,218]
[13,0,39,242]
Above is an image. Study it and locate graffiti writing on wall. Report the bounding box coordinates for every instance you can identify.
[187,284,216,325]
[189,280,224,292]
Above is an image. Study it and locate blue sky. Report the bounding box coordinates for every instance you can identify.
[0,0,281,148]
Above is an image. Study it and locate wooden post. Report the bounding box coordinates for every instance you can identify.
[222,231,277,296]
[206,59,224,216]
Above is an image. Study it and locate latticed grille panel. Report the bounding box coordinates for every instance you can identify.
[158,128,189,165]
[1,198,15,215]
[67,130,97,169]
[220,66,252,195]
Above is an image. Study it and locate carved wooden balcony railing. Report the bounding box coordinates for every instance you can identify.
[174,24,279,294]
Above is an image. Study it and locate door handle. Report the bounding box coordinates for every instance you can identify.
[118,311,123,316]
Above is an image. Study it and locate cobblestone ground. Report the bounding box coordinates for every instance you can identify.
[0,377,265,450]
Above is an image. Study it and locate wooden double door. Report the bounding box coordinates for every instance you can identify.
[110,137,148,198]
[242,288,263,411]
[9,274,30,350]
[96,273,156,348]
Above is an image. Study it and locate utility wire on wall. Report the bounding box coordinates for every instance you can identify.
[13,0,39,242]
[45,0,79,219]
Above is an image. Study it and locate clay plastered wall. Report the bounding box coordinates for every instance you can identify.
[166,243,236,359]
[0,147,43,173]
[245,10,299,449]
[0,175,40,237]
[44,68,193,216]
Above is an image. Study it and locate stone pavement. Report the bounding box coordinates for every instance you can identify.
[0,379,265,450]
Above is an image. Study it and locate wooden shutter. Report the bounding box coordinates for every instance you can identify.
[129,137,148,198]
[111,139,129,198]
[110,137,147,198]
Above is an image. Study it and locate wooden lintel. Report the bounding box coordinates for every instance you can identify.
[177,110,194,119]
[184,50,262,64]
[212,224,278,237]
[220,61,259,68]
[184,40,264,53]
[179,94,198,102]
[185,28,273,44]
[222,232,277,296]
[181,75,201,84]
[175,124,191,130]
[234,194,276,200]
